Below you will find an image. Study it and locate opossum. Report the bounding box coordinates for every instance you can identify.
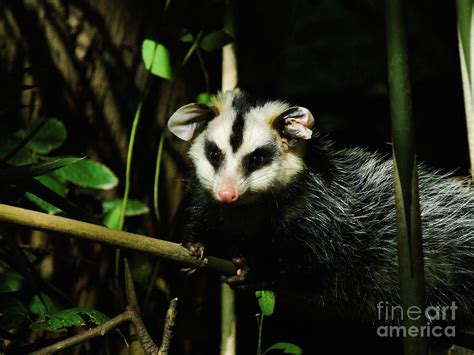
[167,90,474,326]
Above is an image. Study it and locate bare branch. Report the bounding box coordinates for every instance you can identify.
[0,203,235,275]
[158,298,178,355]
[30,311,130,355]
[127,305,160,354]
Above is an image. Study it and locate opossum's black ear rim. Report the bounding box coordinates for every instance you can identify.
[167,103,217,141]
[273,106,315,146]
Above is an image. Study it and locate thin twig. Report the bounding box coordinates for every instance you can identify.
[158,298,178,355]
[31,310,131,354]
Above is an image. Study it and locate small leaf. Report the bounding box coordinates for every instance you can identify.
[0,157,83,182]
[180,33,194,43]
[102,198,150,216]
[0,270,24,293]
[26,172,70,214]
[55,158,118,189]
[200,30,233,52]
[264,342,303,354]
[103,206,121,230]
[0,139,32,165]
[141,39,172,79]
[255,290,275,317]
[155,276,170,299]
[196,92,211,104]
[31,307,109,332]
[0,294,30,330]
[26,118,67,154]
[29,293,61,316]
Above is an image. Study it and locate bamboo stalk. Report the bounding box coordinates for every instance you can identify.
[0,203,235,275]
[457,0,474,181]
[385,0,428,354]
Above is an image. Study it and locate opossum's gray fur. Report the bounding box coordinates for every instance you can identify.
[184,132,474,326]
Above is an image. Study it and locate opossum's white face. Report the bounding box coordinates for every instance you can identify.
[168,91,314,204]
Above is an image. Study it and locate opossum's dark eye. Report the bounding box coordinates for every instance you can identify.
[242,145,275,175]
[205,140,223,169]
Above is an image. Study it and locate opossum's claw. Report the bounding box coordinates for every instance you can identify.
[181,242,207,275]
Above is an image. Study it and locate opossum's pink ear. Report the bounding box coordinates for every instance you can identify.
[273,107,315,146]
[168,103,216,141]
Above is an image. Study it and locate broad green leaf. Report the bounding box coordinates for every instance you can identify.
[26,173,69,214]
[0,294,30,330]
[0,270,24,293]
[29,293,61,316]
[102,198,150,216]
[26,118,67,154]
[200,30,233,52]
[0,157,83,182]
[141,39,172,79]
[103,206,121,230]
[55,158,118,189]
[197,92,211,104]
[264,342,303,354]
[31,307,109,332]
[255,290,275,316]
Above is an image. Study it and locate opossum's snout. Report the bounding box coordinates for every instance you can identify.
[215,177,239,204]
[217,189,238,203]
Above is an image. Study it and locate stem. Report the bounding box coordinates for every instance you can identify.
[196,48,210,93]
[31,310,131,354]
[385,0,428,354]
[0,203,235,275]
[153,133,165,224]
[257,314,264,355]
[456,0,474,181]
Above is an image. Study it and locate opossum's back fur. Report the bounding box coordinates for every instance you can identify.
[185,133,474,325]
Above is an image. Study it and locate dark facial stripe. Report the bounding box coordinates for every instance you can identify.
[229,93,263,153]
[204,140,224,170]
[242,144,276,176]
[229,113,245,152]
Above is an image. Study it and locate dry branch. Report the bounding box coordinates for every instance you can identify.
[30,305,161,355]
[0,203,235,275]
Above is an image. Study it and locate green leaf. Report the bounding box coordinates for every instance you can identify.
[54,158,118,189]
[102,198,150,216]
[180,32,194,43]
[155,276,170,298]
[264,342,303,354]
[196,92,211,104]
[103,206,121,230]
[0,139,32,165]
[200,30,233,52]
[141,39,172,79]
[31,307,109,332]
[0,294,30,330]
[0,270,24,293]
[29,293,61,316]
[26,118,67,154]
[26,173,69,214]
[255,290,275,316]
[0,157,83,183]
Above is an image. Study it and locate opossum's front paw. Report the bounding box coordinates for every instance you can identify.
[224,257,251,290]
[181,242,206,275]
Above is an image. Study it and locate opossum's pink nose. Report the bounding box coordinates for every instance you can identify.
[217,189,238,204]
